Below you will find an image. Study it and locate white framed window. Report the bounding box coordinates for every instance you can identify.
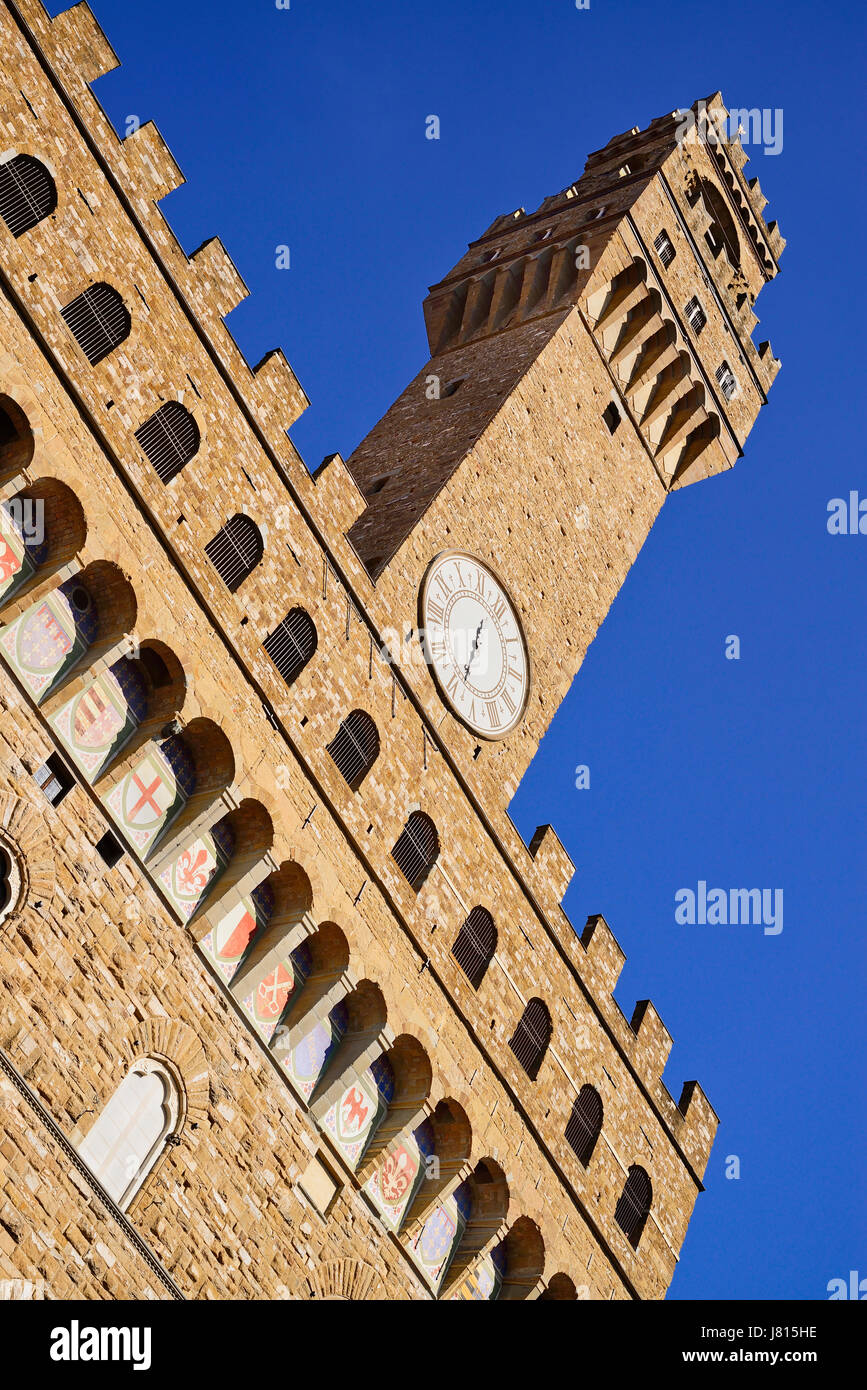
[77,1059,180,1210]
[684,295,707,334]
[716,361,738,402]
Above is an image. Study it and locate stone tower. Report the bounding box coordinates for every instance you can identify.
[0,0,782,1302]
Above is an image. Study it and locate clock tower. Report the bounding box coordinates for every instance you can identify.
[346,95,784,808]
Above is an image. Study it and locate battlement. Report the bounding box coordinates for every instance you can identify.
[583,93,785,273]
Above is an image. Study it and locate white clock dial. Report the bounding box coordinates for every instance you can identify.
[420,551,530,738]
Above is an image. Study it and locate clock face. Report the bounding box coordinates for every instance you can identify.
[420,552,530,738]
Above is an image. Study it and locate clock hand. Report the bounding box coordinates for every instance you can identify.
[464,618,485,681]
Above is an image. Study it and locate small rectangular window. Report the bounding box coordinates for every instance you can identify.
[602,401,621,434]
[653,230,675,268]
[33,753,75,806]
[716,361,738,401]
[684,295,707,334]
[95,829,124,868]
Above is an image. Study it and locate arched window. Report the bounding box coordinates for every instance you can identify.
[0,396,34,476]
[204,514,263,591]
[508,997,551,1080]
[61,283,131,366]
[263,606,317,685]
[0,154,57,236]
[0,844,12,914]
[0,840,22,926]
[565,1084,603,1166]
[693,177,741,268]
[451,907,496,988]
[326,709,380,791]
[615,1165,653,1249]
[77,1059,180,1210]
[134,402,200,484]
[391,811,439,891]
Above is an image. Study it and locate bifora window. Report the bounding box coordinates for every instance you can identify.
[0,839,23,926]
[77,1059,180,1211]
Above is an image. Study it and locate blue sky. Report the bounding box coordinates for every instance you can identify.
[62,0,866,1299]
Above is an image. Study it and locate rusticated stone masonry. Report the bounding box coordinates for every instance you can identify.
[0,0,782,1301]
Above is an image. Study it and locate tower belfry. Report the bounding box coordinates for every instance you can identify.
[346,94,784,802]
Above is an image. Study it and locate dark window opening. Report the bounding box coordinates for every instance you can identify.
[684,295,707,335]
[602,402,621,434]
[95,830,124,868]
[716,361,738,402]
[653,229,675,269]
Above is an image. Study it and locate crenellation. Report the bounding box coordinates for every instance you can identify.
[121,121,185,206]
[627,1000,675,1089]
[41,2,119,88]
[188,236,249,325]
